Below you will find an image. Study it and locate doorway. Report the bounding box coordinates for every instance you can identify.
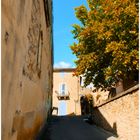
[58,101,67,116]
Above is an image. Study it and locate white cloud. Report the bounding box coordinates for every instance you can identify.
[54,61,73,68]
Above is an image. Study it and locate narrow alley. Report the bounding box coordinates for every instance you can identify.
[2,0,139,140]
[37,115,117,140]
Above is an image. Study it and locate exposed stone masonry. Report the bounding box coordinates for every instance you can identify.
[23,0,43,81]
[92,85,139,140]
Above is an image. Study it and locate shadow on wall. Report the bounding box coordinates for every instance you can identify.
[80,95,118,137]
[35,116,53,140]
[92,107,118,137]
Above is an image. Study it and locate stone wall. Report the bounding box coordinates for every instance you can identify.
[2,0,53,140]
[92,85,139,140]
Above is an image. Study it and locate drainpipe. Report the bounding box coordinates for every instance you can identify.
[77,76,80,101]
[74,100,76,115]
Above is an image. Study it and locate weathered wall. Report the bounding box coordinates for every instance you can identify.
[2,0,53,140]
[92,85,139,140]
[53,71,81,115]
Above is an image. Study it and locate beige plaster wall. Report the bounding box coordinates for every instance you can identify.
[2,0,53,140]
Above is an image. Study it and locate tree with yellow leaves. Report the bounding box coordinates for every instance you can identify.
[70,0,138,90]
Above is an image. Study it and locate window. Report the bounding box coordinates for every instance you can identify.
[60,83,66,96]
[60,72,65,78]
[80,76,84,87]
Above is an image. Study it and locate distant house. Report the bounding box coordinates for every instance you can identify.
[52,68,81,116]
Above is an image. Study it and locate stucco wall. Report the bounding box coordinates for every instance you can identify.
[92,85,139,140]
[2,0,53,140]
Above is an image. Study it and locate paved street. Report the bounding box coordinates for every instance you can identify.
[37,115,117,140]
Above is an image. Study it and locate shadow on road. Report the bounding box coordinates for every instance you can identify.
[36,115,117,140]
[36,94,119,140]
[80,94,118,137]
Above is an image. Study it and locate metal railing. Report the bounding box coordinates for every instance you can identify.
[55,91,70,100]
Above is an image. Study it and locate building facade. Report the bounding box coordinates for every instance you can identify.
[53,68,81,116]
[2,0,53,140]
[53,69,127,116]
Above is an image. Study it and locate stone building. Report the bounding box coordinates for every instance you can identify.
[52,68,81,116]
[2,0,53,140]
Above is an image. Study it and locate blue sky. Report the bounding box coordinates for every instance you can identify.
[53,0,87,68]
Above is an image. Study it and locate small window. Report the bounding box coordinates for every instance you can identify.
[60,72,65,78]
[80,76,82,86]
[60,84,66,95]
[80,76,84,87]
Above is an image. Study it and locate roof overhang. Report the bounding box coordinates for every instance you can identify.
[53,68,76,72]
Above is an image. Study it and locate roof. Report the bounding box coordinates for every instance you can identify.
[53,68,76,72]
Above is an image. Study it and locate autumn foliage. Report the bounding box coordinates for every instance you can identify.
[70,0,138,90]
